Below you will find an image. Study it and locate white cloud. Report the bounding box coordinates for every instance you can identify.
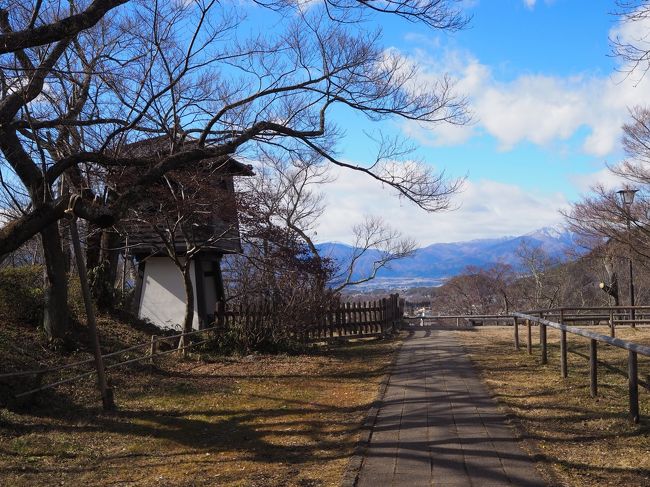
[524,0,536,9]
[398,47,650,157]
[610,7,650,54]
[569,166,629,193]
[316,166,568,244]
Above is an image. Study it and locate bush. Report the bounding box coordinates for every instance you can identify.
[0,265,44,326]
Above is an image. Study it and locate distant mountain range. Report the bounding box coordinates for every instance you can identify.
[317,226,584,290]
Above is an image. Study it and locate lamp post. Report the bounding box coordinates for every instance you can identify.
[617,188,638,325]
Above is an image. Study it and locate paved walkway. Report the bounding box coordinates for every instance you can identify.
[355,328,547,487]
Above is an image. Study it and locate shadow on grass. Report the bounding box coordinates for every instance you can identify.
[0,389,370,477]
[0,335,401,485]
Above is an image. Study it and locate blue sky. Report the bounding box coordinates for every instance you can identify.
[309,1,650,245]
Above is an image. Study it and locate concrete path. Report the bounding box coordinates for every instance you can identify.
[355,328,547,487]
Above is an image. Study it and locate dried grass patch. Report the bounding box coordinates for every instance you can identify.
[459,325,650,487]
[0,338,399,487]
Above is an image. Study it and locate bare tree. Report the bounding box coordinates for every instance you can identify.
[330,216,417,292]
[121,159,238,339]
[611,1,650,78]
[242,157,417,292]
[0,0,469,341]
[515,240,565,309]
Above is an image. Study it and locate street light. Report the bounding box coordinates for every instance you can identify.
[617,188,638,325]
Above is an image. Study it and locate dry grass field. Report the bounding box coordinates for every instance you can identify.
[459,325,650,487]
[0,324,399,487]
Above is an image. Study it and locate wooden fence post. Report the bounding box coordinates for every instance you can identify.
[610,309,615,338]
[513,317,520,351]
[358,301,363,334]
[182,332,189,359]
[560,329,568,378]
[560,309,568,378]
[396,294,406,330]
[217,299,225,329]
[336,301,343,338]
[540,323,547,365]
[526,319,532,355]
[629,350,640,423]
[150,335,157,366]
[589,339,597,398]
[391,294,398,333]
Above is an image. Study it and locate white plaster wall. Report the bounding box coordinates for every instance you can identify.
[138,258,199,330]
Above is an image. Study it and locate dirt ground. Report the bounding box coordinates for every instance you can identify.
[0,335,399,487]
[459,325,650,487]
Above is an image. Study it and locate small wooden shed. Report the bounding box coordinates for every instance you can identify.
[117,139,253,330]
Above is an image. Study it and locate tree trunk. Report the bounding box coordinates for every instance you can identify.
[85,223,102,271]
[89,229,119,310]
[182,264,195,334]
[40,223,69,342]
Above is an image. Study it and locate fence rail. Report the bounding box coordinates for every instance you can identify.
[413,306,650,423]
[215,294,404,341]
[409,306,650,333]
[2,294,405,406]
[512,310,650,423]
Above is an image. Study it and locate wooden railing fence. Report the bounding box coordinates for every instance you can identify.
[411,306,650,423]
[1,294,405,408]
[215,293,404,341]
[507,307,650,424]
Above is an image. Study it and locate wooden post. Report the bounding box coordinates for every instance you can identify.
[217,299,225,328]
[182,332,189,359]
[380,298,387,335]
[396,294,406,330]
[372,300,377,333]
[559,308,567,378]
[69,214,115,411]
[344,302,350,336]
[526,319,532,355]
[392,294,398,333]
[366,301,371,334]
[609,309,615,338]
[560,329,568,378]
[589,339,597,398]
[540,324,547,365]
[336,301,343,337]
[456,317,460,328]
[150,335,157,366]
[513,317,520,351]
[629,350,640,423]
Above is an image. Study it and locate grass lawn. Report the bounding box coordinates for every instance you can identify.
[0,334,399,486]
[459,325,650,487]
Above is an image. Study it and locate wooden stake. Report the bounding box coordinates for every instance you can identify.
[150,335,157,366]
[560,329,568,378]
[589,339,597,398]
[629,351,640,424]
[69,214,114,410]
[513,317,520,351]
